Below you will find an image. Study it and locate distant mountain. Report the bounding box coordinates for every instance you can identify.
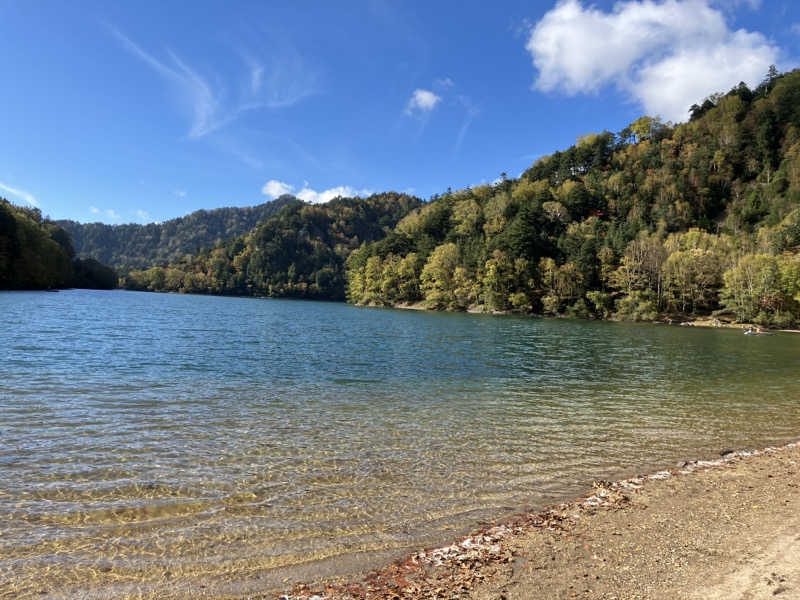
[121,192,424,300]
[56,195,296,269]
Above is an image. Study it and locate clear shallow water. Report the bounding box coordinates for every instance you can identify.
[1,289,799,598]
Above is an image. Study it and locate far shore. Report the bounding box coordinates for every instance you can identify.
[272,439,800,600]
[383,301,800,333]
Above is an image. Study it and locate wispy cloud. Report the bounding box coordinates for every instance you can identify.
[90,205,122,222]
[134,209,152,223]
[0,181,39,207]
[242,53,265,94]
[525,0,778,122]
[173,189,187,198]
[226,143,264,169]
[107,25,317,138]
[107,25,221,137]
[207,133,265,170]
[712,0,762,10]
[89,206,151,224]
[261,179,371,204]
[455,95,480,154]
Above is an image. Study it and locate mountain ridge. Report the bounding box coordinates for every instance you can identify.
[121,192,424,300]
[55,194,297,268]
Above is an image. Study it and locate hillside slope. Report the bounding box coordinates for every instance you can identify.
[56,195,296,268]
[346,69,800,326]
[121,192,423,300]
[1,199,116,290]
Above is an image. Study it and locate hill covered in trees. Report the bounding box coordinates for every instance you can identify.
[56,195,296,269]
[0,199,116,290]
[121,192,422,299]
[346,68,800,327]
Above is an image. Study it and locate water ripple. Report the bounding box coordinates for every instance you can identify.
[1,290,799,598]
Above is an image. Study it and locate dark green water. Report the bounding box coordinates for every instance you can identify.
[1,289,798,598]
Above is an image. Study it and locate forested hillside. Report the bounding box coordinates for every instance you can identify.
[56,195,296,269]
[0,199,116,290]
[121,192,422,299]
[346,68,800,326]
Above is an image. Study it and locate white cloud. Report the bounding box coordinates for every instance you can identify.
[107,25,317,138]
[405,88,441,115]
[436,77,454,88]
[0,180,38,207]
[296,185,371,204]
[261,179,295,199]
[261,180,371,204]
[525,0,779,122]
[634,34,776,120]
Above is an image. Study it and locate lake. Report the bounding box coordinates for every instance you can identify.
[1,289,799,598]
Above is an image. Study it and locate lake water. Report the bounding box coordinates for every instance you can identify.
[2,289,799,598]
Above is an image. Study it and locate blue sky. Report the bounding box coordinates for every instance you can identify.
[2,0,800,224]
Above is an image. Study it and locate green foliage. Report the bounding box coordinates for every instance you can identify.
[52,68,800,327]
[56,195,297,269]
[721,253,800,325]
[613,290,658,321]
[121,192,422,300]
[0,198,116,290]
[420,242,462,309]
[344,69,800,326]
[660,229,731,314]
[586,290,613,319]
[72,258,118,289]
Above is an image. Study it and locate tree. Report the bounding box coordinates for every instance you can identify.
[629,115,663,142]
[482,249,515,311]
[397,252,423,302]
[421,243,462,309]
[721,254,780,323]
[662,248,721,313]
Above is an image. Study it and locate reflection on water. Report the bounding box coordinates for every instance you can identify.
[1,290,799,598]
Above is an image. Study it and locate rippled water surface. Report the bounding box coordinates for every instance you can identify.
[2,289,799,598]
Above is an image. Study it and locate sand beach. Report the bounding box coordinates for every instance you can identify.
[273,440,800,600]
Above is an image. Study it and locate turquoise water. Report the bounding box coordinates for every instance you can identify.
[1,289,799,598]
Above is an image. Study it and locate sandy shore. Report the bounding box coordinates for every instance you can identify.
[272,440,800,600]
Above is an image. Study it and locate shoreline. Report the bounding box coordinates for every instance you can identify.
[379,301,800,332]
[272,439,800,600]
